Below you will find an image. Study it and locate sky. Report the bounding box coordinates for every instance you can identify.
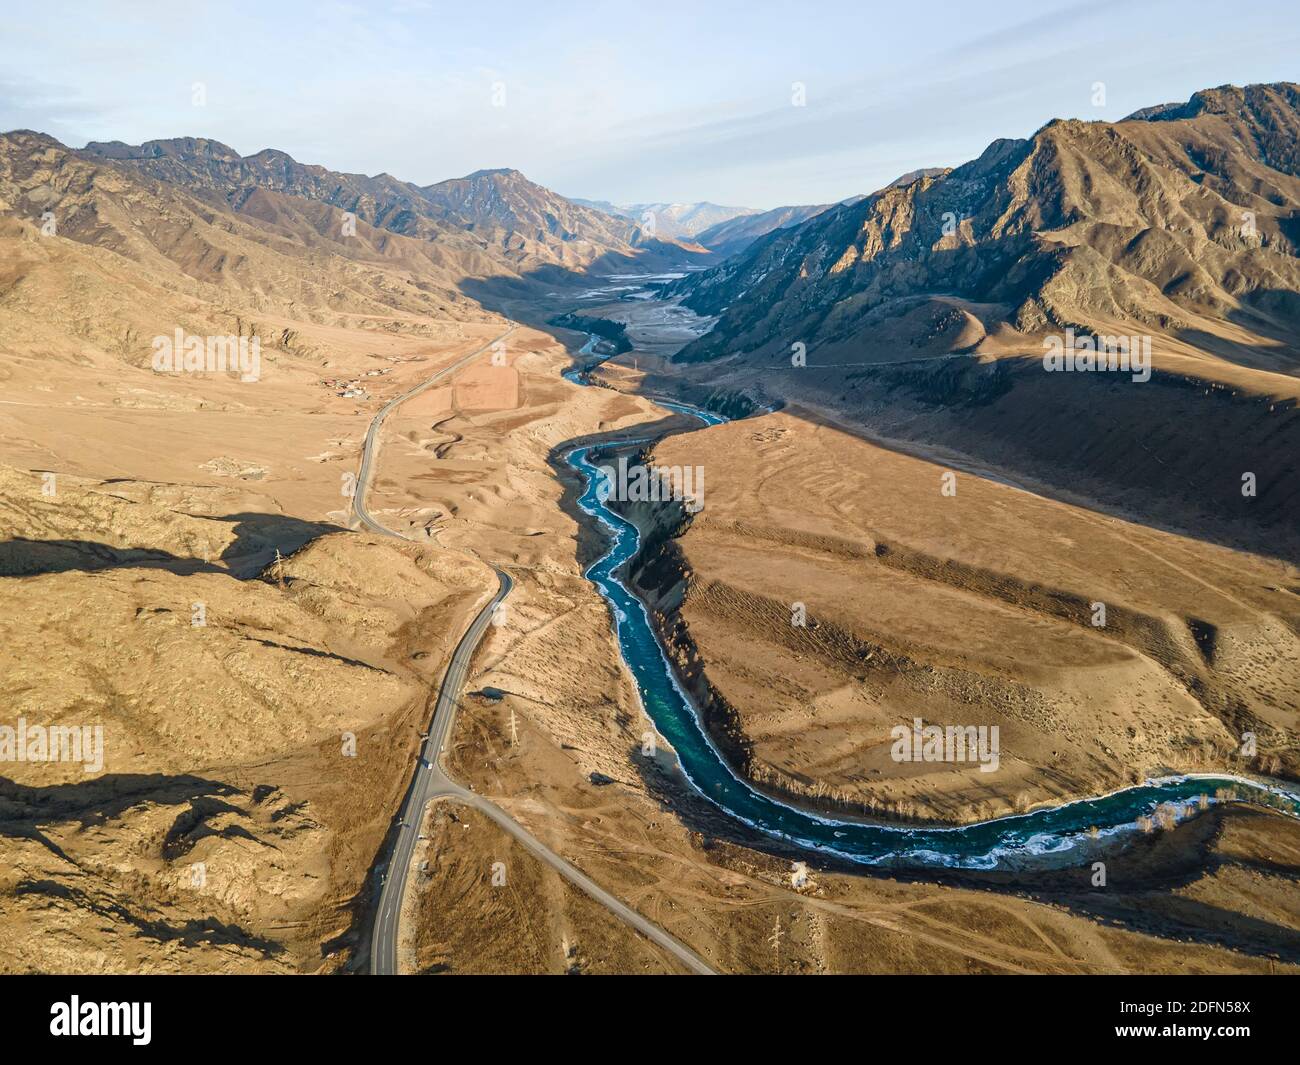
[1,0,1296,209]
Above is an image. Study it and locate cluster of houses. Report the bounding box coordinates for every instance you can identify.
[320,366,391,399]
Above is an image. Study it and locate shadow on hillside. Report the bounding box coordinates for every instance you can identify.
[0,512,340,580]
[1177,286,1300,374]
[779,361,1300,565]
[1219,286,1300,361]
[0,772,241,828]
[214,511,340,577]
[607,327,1300,565]
[0,538,223,578]
[0,773,288,957]
[13,878,285,957]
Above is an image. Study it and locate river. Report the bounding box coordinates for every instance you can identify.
[557,285,1300,871]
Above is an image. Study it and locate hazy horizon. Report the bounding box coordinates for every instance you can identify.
[1,0,1296,208]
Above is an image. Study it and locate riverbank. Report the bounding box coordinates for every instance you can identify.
[412,317,1300,970]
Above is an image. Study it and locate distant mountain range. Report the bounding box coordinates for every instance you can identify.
[578,170,948,257]
[80,139,688,274]
[692,203,838,257]
[0,128,718,378]
[689,186,912,257]
[570,199,759,243]
[9,81,1298,403]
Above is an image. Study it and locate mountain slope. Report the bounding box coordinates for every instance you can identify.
[0,129,504,350]
[693,202,837,257]
[81,139,696,277]
[83,136,470,243]
[644,83,1300,562]
[669,83,1300,370]
[691,172,943,256]
[419,168,648,265]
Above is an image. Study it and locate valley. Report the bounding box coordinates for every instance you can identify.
[1,75,1298,979]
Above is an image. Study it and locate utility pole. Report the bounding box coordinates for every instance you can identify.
[768,914,783,971]
[509,708,519,748]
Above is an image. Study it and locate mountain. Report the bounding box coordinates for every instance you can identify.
[0,127,719,391]
[691,173,944,257]
[668,84,1300,367]
[83,136,467,242]
[417,167,649,264]
[0,129,513,341]
[80,139,694,276]
[655,83,1300,558]
[572,199,759,242]
[882,166,948,189]
[693,202,839,257]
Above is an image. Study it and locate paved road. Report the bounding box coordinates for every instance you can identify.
[357,325,714,976]
[369,568,512,975]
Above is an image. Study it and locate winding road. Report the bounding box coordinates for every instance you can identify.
[352,325,515,540]
[356,323,714,976]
